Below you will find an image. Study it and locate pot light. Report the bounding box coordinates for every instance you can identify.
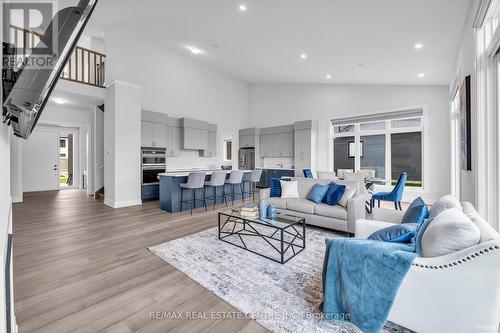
[414,43,424,49]
[300,53,308,59]
[326,74,332,79]
[418,73,425,78]
[52,98,66,105]
[186,46,203,55]
[238,4,247,11]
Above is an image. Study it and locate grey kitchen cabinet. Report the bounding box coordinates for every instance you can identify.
[141,121,154,147]
[239,135,254,148]
[141,121,167,148]
[165,125,182,157]
[278,132,294,157]
[165,117,181,157]
[239,128,259,150]
[259,130,294,157]
[200,124,217,157]
[294,120,317,177]
[154,123,167,148]
[181,118,208,150]
[259,134,271,157]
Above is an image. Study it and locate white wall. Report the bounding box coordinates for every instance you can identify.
[10,137,22,202]
[450,0,479,206]
[105,25,249,170]
[248,84,451,202]
[92,107,105,192]
[10,104,98,196]
[104,81,142,208]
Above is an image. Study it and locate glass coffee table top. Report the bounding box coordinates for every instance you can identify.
[219,208,304,230]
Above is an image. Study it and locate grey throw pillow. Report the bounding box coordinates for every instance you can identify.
[428,194,462,220]
[421,208,480,257]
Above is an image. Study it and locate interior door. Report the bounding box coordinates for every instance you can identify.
[23,130,60,192]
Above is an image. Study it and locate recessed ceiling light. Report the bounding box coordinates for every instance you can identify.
[326,74,332,79]
[238,4,247,11]
[414,43,424,49]
[52,98,66,104]
[186,46,203,55]
[418,73,425,78]
[300,53,308,59]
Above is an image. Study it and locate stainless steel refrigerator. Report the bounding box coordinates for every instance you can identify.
[239,148,255,170]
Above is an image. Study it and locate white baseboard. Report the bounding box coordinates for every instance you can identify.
[11,195,23,203]
[104,198,142,208]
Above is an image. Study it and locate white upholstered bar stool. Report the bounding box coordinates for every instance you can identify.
[204,171,227,209]
[242,169,263,201]
[224,170,244,205]
[180,172,207,215]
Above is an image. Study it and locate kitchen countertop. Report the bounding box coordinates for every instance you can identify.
[159,170,252,178]
[257,167,296,171]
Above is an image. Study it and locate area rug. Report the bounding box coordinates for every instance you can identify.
[149,227,412,333]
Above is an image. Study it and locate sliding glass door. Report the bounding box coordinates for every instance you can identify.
[360,134,386,179]
[332,115,423,187]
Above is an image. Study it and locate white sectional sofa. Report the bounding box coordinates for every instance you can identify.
[356,203,500,333]
[259,177,369,233]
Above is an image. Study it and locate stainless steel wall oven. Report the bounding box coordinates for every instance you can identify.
[141,148,166,185]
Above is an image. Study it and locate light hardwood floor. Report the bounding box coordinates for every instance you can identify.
[12,190,268,333]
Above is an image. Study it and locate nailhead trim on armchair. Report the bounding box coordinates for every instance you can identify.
[411,245,500,270]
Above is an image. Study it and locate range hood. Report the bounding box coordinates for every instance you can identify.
[2,0,99,139]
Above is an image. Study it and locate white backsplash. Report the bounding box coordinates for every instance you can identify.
[263,157,294,169]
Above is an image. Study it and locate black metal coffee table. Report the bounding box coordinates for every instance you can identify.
[218,209,306,264]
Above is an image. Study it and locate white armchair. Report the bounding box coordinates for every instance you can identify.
[355,205,500,333]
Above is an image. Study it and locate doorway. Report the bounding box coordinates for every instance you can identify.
[59,134,74,188]
[22,128,79,193]
[22,130,60,192]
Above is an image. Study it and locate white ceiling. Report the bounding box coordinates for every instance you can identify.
[78,0,470,85]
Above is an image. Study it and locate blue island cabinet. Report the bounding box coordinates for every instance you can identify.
[258,169,295,188]
[141,184,160,201]
[159,172,253,213]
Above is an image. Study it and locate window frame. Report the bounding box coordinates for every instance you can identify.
[223,139,233,162]
[332,115,424,189]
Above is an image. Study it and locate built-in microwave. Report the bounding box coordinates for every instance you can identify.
[141,148,166,166]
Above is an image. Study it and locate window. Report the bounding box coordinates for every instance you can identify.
[224,140,232,161]
[333,136,355,170]
[59,138,68,158]
[332,113,423,187]
[333,124,354,134]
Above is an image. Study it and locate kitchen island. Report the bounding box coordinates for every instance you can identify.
[158,170,253,213]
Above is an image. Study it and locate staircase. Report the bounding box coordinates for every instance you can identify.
[94,187,104,201]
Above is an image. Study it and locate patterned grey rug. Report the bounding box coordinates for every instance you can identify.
[149,227,412,333]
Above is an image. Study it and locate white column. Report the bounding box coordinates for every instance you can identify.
[104,81,142,208]
[9,136,23,202]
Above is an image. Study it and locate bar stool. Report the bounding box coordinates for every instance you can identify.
[204,170,227,209]
[242,169,263,201]
[180,172,207,215]
[224,170,244,205]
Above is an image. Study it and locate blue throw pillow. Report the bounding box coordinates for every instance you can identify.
[269,178,281,197]
[307,183,329,204]
[415,218,433,256]
[322,182,346,206]
[368,223,420,243]
[401,197,429,225]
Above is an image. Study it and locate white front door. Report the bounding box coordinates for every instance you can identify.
[23,130,60,192]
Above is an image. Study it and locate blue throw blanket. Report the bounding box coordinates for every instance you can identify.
[322,238,417,333]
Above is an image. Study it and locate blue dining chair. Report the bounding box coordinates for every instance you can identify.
[370,172,407,210]
[303,169,314,178]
